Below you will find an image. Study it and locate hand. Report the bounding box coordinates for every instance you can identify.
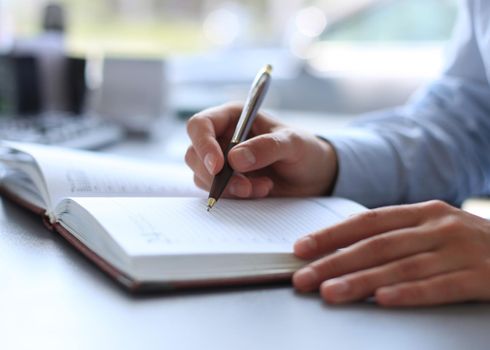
[185,103,338,198]
[292,200,490,306]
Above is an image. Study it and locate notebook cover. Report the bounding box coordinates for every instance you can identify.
[54,221,294,291]
[0,185,46,216]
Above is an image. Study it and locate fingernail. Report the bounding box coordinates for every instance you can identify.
[322,279,350,301]
[377,287,399,303]
[295,236,317,256]
[204,153,215,174]
[233,148,256,167]
[293,267,318,291]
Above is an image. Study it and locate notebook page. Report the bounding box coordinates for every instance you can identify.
[2,142,205,209]
[57,197,365,257]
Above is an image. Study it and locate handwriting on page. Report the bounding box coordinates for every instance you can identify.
[103,198,343,249]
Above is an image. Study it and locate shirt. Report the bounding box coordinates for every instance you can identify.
[325,0,490,208]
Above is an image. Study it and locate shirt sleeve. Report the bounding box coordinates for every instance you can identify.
[322,0,490,208]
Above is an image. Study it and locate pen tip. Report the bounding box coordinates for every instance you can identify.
[207,198,216,212]
[264,64,273,75]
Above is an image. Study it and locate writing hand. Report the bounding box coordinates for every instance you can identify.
[185,103,337,198]
[293,200,490,306]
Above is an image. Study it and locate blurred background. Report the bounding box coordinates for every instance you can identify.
[0,0,458,147]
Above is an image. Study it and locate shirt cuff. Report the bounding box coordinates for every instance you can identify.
[321,128,403,208]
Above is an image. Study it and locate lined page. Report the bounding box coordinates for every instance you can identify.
[57,197,365,256]
[2,142,205,209]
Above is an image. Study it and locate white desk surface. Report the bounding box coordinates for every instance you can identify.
[2,112,490,350]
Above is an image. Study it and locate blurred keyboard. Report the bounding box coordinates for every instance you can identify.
[0,113,125,149]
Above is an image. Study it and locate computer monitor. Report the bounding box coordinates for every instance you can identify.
[0,53,87,116]
[66,56,87,115]
[13,54,43,115]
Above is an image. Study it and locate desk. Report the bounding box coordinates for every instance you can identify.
[1,113,490,350]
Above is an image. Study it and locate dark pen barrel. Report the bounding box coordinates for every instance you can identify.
[208,142,239,203]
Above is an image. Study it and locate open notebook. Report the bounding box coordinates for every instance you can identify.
[0,141,366,291]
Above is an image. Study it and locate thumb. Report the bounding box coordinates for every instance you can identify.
[228,129,301,173]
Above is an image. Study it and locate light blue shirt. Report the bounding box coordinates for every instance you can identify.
[326,0,490,208]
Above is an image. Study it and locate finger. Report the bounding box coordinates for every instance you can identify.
[187,145,231,192]
[186,103,243,174]
[294,204,427,259]
[248,176,274,198]
[193,174,210,192]
[193,171,250,197]
[223,173,253,198]
[319,250,462,304]
[185,146,215,182]
[228,129,302,173]
[198,102,244,134]
[188,145,273,198]
[223,174,274,198]
[375,268,489,306]
[293,226,441,292]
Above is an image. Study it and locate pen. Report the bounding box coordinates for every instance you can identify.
[207,64,273,211]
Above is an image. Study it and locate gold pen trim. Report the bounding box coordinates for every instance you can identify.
[207,198,217,211]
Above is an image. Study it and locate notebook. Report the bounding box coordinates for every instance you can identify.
[0,141,366,291]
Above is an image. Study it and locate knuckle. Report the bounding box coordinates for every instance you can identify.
[349,274,374,295]
[400,203,423,221]
[438,215,464,236]
[312,228,334,248]
[423,200,452,214]
[400,284,427,302]
[312,257,341,277]
[194,137,215,156]
[185,116,196,134]
[357,209,380,225]
[187,113,212,137]
[282,129,304,159]
[396,259,425,279]
[283,129,301,146]
[193,174,208,190]
[363,235,392,258]
[184,146,195,166]
[268,133,283,154]
[186,114,203,134]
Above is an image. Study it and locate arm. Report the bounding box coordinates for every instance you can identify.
[324,0,490,208]
[291,1,490,306]
[185,1,490,307]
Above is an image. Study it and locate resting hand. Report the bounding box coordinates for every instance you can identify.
[185,103,337,198]
[293,200,490,306]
